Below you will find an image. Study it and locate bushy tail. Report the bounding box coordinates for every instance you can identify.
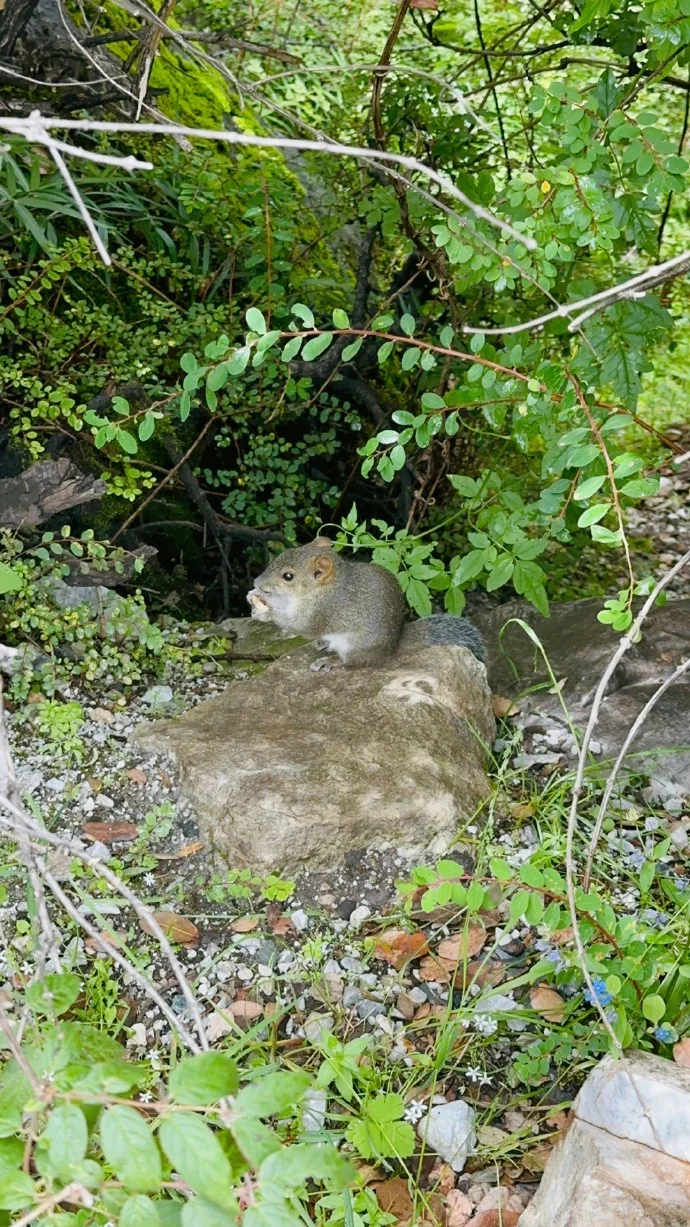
[401,614,485,663]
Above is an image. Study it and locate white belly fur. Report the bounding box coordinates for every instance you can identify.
[320,632,353,660]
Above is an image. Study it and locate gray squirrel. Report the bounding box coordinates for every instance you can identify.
[247,537,485,669]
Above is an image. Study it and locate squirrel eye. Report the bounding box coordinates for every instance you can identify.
[282,571,294,581]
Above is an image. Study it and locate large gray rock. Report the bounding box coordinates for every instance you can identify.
[134,639,494,874]
[520,1052,690,1227]
[475,597,690,787]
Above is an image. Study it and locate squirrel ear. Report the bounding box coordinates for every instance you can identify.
[311,552,335,582]
[312,536,333,549]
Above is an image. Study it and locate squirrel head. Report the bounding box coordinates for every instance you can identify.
[247,538,337,626]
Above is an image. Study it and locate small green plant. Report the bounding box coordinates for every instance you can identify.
[31,699,85,764]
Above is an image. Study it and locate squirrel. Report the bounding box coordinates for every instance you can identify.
[247,537,485,670]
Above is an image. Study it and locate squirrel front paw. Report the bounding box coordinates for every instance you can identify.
[310,656,333,673]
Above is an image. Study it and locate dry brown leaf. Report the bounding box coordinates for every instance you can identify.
[465,959,507,989]
[492,694,520,719]
[476,1124,510,1148]
[228,1000,262,1021]
[85,931,122,952]
[269,915,295,936]
[374,1177,413,1220]
[355,1164,382,1187]
[674,1037,690,1066]
[87,777,102,793]
[509,801,534,819]
[530,985,565,1022]
[154,841,205,861]
[473,1212,522,1227]
[437,925,487,966]
[445,1190,474,1227]
[231,915,260,933]
[141,911,199,945]
[521,1142,554,1174]
[374,928,429,969]
[158,767,173,788]
[83,821,138,844]
[126,767,148,786]
[418,955,451,984]
[552,926,575,945]
[428,1160,455,1197]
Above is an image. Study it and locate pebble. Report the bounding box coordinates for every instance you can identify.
[290,909,310,932]
[396,992,416,1020]
[323,959,342,976]
[143,685,174,706]
[348,905,371,929]
[302,1088,327,1133]
[303,1013,334,1042]
[95,794,115,809]
[340,956,363,973]
[418,1099,477,1172]
[357,1000,384,1020]
[342,986,363,1008]
[45,778,66,792]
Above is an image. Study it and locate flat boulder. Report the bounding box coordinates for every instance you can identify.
[475,596,690,788]
[134,638,494,874]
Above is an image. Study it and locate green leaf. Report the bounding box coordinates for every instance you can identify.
[377,341,394,364]
[400,313,415,336]
[27,973,80,1019]
[246,307,266,335]
[620,477,659,499]
[578,502,611,527]
[401,346,420,371]
[158,1114,233,1209]
[100,1106,162,1193]
[259,1142,353,1191]
[489,858,514,882]
[642,994,665,1024]
[179,391,191,422]
[117,429,138,456]
[181,1199,238,1227]
[513,560,549,615]
[448,474,477,496]
[230,1117,281,1169]
[639,860,655,893]
[341,337,364,362]
[45,1106,88,1179]
[346,1094,415,1160]
[235,1070,311,1119]
[301,333,333,361]
[0,564,22,595]
[281,336,302,362]
[0,1171,35,1211]
[138,412,156,442]
[120,1195,162,1227]
[574,474,607,501]
[421,392,445,410]
[519,864,545,889]
[291,303,315,327]
[169,1052,239,1106]
[486,555,514,591]
[207,364,229,393]
[332,308,350,328]
[179,352,197,374]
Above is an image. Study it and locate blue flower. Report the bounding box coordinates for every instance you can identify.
[584,977,614,1008]
[654,1025,677,1044]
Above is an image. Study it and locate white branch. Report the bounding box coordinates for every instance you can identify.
[0,111,537,263]
[462,249,690,335]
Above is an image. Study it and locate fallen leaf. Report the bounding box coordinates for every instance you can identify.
[552,926,575,945]
[231,915,260,933]
[476,1124,510,1148]
[428,1161,455,1197]
[83,821,138,844]
[418,955,451,984]
[154,841,205,861]
[437,925,487,966]
[674,1037,690,1066]
[85,932,122,952]
[228,1000,263,1021]
[521,1142,554,1173]
[270,915,295,936]
[509,801,534,819]
[530,985,565,1022]
[466,959,506,989]
[140,911,199,945]
[126,767,148,786]
[472,1212,521,1227]
[445,1190,473,1227]
[374,928,429,969]
[158,768,173,788]
[374,1177,413,1219]
[87,777,102,793]
[492,695,520,718]
[355,1164,382,1186]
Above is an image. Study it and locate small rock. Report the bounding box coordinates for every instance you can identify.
[126,1023,147,1048]
[290,909,310,932]
[205,1012,232,1042]
[143,685,174,707]
[302,1088,327,1133]
[396,992,416,1020]
[349,905,372,929]
[418,1099,477,1172]
[323,959,342,976]
[90,707,114,725]
[337,899,357,920]
[303,1013,334,1043]
[343,986,363,1009]
[340,956,363,973]
[45,778,66,792]
[357,1000,384,1021]
[95,794,115,810]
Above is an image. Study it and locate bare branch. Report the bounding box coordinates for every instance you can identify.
[0,112,537,255]
[463,248,690,335]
